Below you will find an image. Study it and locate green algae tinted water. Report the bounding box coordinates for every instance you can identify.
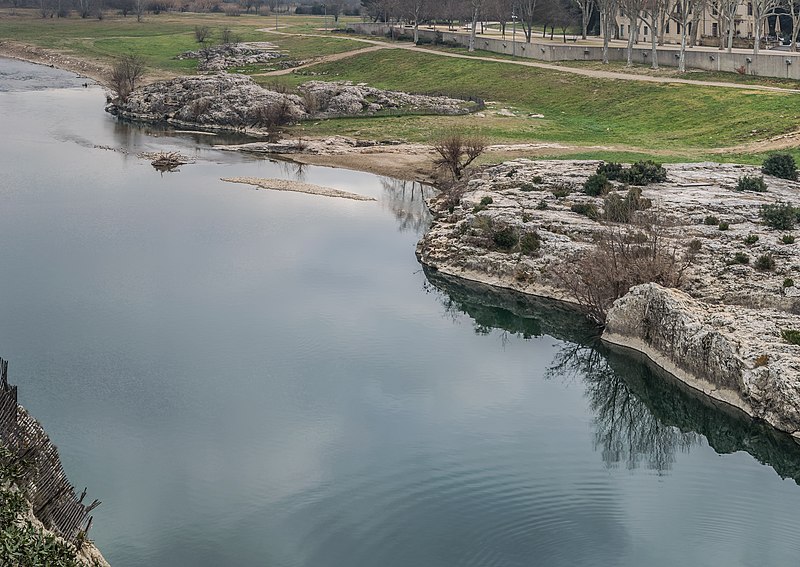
[2,58,800,567]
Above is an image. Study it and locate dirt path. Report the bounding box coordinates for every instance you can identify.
[259,29,800,94]
[255,44,387,76]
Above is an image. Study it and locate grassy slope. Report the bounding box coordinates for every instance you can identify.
[278,49,800,153]
[1,12,797,164]
[0,12,363,72]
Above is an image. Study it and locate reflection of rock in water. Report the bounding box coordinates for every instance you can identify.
[425,269,800,483]
[380,177,435,235]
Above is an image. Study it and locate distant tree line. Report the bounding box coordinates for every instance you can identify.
[362,0,800,67]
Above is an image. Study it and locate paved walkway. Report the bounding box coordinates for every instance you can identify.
[258,28,800,93]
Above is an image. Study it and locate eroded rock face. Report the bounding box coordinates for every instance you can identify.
[176,42,286,72]
[107,74,306,130]
[106,75,471,133]
[603,283,800,437]
[418,159,800,438]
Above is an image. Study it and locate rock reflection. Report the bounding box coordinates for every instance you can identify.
[380,177,435,235]
[425,269,800,483]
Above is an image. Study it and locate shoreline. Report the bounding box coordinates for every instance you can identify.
[417,159,800,440]
[6,51,797,441]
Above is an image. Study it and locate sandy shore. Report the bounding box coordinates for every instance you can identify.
[221,177,377,201]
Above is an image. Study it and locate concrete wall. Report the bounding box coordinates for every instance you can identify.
[346,23,800,80]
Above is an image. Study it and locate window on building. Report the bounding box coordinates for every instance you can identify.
[712,22,718,37]
[712,2,718,15]
[620,24,624,37]
[666,21,670,34]
[677,23,681,34]
[644,26,649,35]
[747,2,753,15]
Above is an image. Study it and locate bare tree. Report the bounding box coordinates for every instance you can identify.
[621,0,645,65]
[518,0,539,41]
[575,0,596,37]
[752,0,780,54]
[402,0,429,43]
[596,0,618,62]
[643,0,666,67]
[786,0,800,51]
[433,134,486,179]
[468,0,484,51]
[194,25,212,44]
[109,54,146,102]
[668,0,697,71]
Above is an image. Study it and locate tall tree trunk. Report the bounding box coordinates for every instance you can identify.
[650,11,659,68]
[602,6,611,63]
[469,5,478,51]
[679,23,688,71]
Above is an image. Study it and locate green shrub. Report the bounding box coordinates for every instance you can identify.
[603,187,652,223]
[622,160,668,185]
[781,329,800,345]
[571,202,600,220]
[472,196,494,213]
[783,234,796,244]
[519,182,542,192]
[762,153,798,180]
[492,226,519,250]
[596,161,623,180]
[551,184,571,198]
[760,202,797,230]
[718,221,729,231]
[784,278,795,288]
[755,253,776,271]
[583,173,611,196]
[595,161,667,185]
[536,199,548,210]
[744,234,759,245]
[735,175,768,192]
[520,232,542,255]
[732,252,750,264]
[704,215,720,225]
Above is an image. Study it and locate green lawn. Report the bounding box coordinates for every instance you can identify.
[275,49,800,152]
[2,11,798,163]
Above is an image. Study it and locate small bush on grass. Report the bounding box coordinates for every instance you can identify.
[762,153,798,180]
[704,215,720,226]
[782,234,796,244]
[735,175,768,192]
[745,234,759,245]
[784,278,795,288]
[718,222,730,231]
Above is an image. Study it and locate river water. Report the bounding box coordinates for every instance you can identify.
[2,57,800,567]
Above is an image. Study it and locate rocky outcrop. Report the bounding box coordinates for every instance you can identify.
[603,283,800,437]
[176,42,287,72]
[417,159,800,438]
[106,75,473,134]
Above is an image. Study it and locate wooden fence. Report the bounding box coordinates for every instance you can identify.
[0,358,99,544]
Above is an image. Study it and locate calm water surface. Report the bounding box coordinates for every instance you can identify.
[2,58,800,567]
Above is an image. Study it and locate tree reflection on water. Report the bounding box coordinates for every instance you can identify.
[547,342,697,473]
[379,177,435,235]
[424,269,800,482]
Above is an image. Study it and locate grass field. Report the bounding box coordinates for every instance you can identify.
[1,10,798,164]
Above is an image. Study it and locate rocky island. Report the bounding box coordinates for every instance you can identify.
[417,159,800,439]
